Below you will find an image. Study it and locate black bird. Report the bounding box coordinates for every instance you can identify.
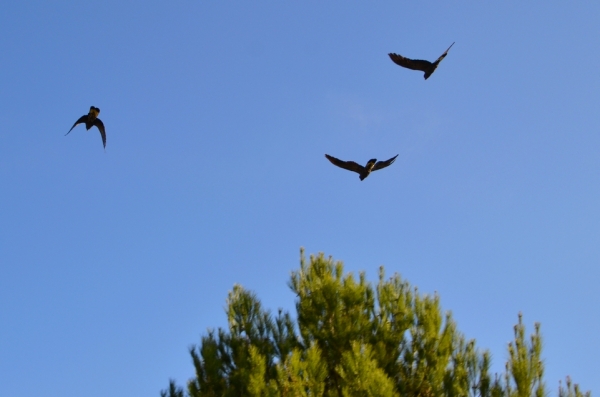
[66,106,106,149]
[389,42,455,80]
[325,154,398,181]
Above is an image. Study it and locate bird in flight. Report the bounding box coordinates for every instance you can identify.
[325,154,398,181]
[388,42,455,80]
[66,106,106,149]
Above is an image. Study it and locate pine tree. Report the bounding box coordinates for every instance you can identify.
[162,250,590,397]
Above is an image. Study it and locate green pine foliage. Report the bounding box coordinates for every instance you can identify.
[162,250,590,397]
[337,342,398,397]
[559,377,591,397]
[504,314,545,397]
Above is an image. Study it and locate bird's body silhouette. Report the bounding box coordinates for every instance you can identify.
[389,42,455,80]
[66,106,106,149]
[325,154,398,181]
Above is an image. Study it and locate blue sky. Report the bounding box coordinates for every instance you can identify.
[1,2,599,395]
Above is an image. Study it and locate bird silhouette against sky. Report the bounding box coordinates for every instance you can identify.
[325,154,398,181]
[388,42,455,80]
[65,106,106,149]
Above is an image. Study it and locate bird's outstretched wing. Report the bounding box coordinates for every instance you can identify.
[432,42,455,66]
[93,118,106,148]
[388,53,432,72]
[372,154,399,171]
[325,154,365,174]
[65,115,87,136]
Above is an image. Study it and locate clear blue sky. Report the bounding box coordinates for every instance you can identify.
[1,2,599,395]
